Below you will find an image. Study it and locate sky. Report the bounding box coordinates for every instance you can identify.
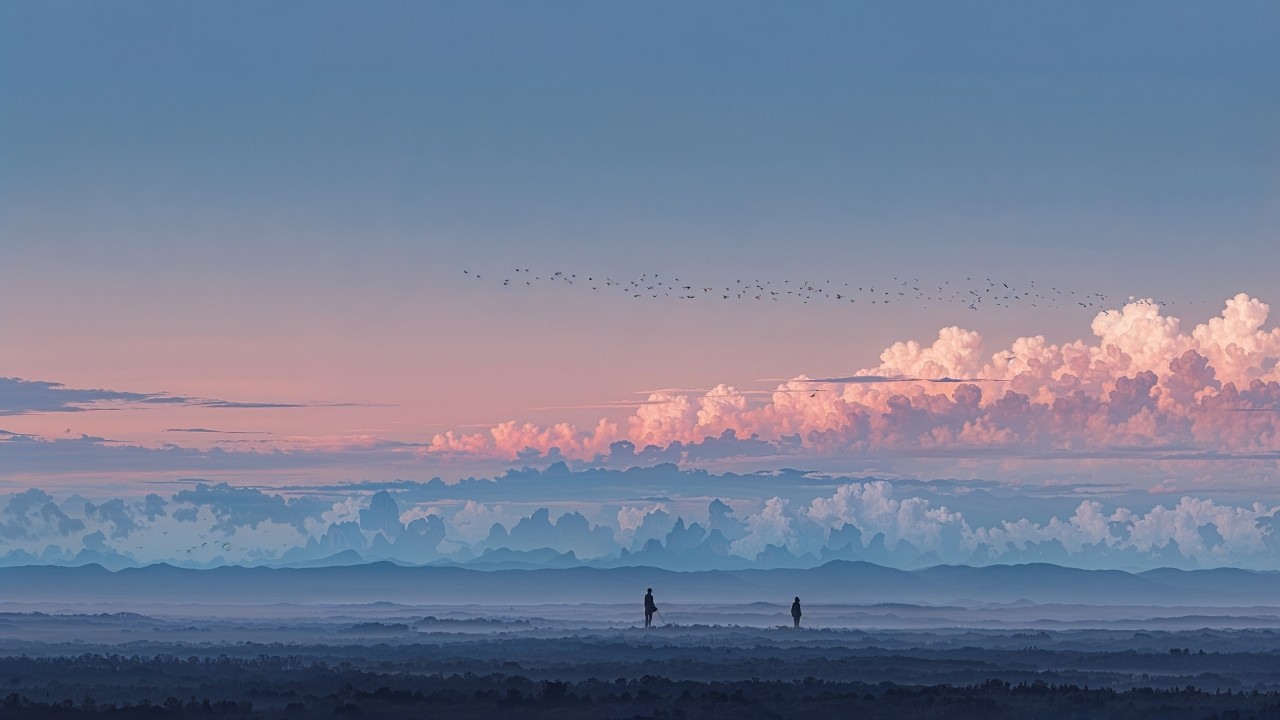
[2,2,1280,569]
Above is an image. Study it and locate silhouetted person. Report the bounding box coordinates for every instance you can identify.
[644,588,657,628]
[791,597,802,628]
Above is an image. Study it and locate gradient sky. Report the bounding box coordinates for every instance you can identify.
[3,1,1280,502]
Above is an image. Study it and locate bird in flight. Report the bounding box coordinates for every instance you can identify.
[459,268,1181,314]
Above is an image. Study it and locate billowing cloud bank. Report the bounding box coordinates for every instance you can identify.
[429,295,1280,471]
[3,467,1279,572]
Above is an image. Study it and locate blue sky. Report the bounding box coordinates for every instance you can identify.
[6,1,1277,286]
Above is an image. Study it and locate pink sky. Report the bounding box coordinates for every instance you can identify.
[4,292,1279,495]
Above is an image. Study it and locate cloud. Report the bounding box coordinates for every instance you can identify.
[0,428,38,439]
[794,375,1006,385]
[962,500,1117,556]
[428,418,620,462]
[730,497,798,557]
[195,400,371,409]
[617,503,668,544]
[0,432,435,480]
[0,377,157,415]
[3,465,1280,570]
[165,428,273,435]
[762,375,915,384]
[622,505,675,550]
[8,294,1274,490]
[1,489,86,540]
[0,376,376,417]
[807,481,965,552]
[172,483,329,533]
[84,499,140,539]
[529,399,679,410]
[1123,496,1275,562]
[447,501,512,544]
[424,294,1280,485]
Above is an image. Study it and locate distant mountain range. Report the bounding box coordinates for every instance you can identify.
[2,560,1279,607]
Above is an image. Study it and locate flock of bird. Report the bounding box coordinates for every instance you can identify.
[464,268,1207,312]
[132,539,233,555]
[130,535,301,560]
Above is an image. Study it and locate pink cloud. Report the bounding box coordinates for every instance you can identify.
[427,294,1280,465]
[428,418,620,460]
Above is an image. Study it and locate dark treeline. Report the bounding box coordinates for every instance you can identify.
[5,654,1280,719]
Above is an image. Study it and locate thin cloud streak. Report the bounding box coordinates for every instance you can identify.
[165,428,274,435]
[525,399,678,411]
[0,376,385,416]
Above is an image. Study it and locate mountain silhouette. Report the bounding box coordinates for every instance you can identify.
[5,560,1280,607]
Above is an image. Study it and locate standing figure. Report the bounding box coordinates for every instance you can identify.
[644,588,658,628]
[791,596,802,628]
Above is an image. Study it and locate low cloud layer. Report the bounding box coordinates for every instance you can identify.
[2,466,1278,572]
